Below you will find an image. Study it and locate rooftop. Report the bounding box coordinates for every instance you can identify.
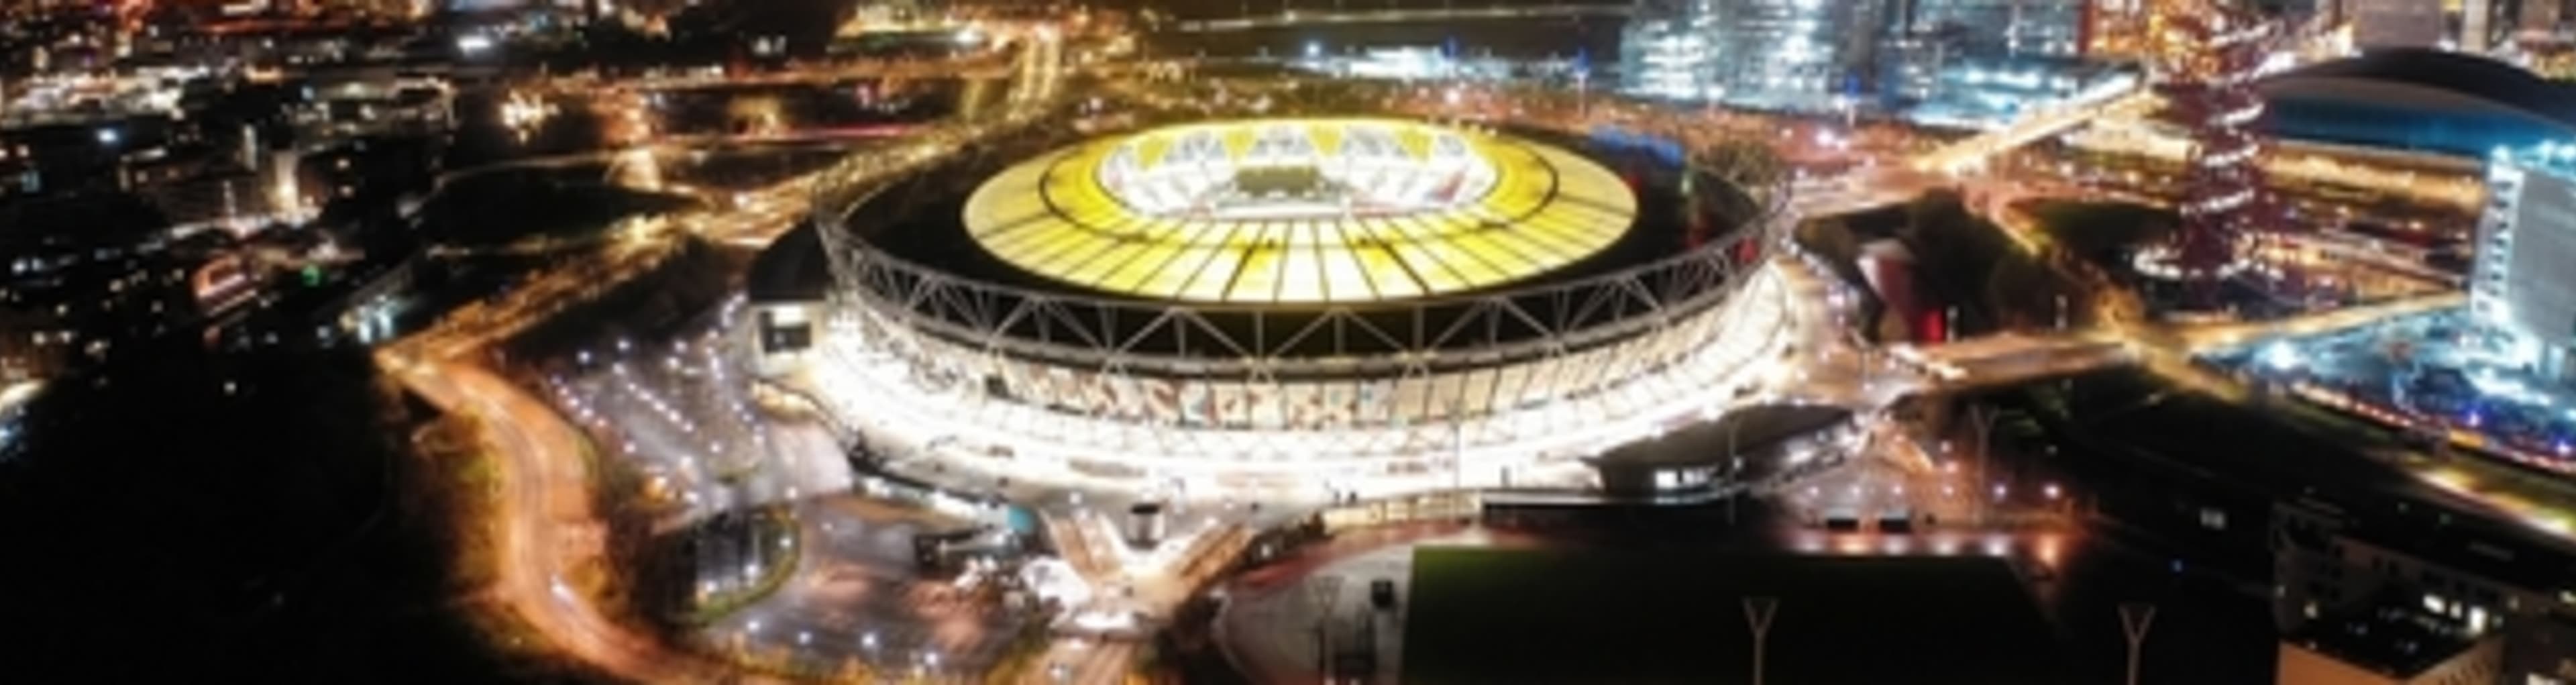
[2316,492,2576,598]
[961,117,1639,304]
[1401,549,2065,684]
[2267,49,2576,128]
[746,223,828,303]
[2259,49,2576,155]
[2488,140,2576,178]
[2286,601,2483,678]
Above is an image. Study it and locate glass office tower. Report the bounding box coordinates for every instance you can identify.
[1621,0,1892,111]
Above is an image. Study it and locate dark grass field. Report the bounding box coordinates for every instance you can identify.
[1400,547,2070,685]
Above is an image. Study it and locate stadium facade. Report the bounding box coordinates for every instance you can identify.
[792,116,1792,492]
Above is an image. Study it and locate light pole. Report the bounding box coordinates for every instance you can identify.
[1310,576,1345,677]
[1743,596,1778,685]
[2120,602,2157,685]
[1968,403,2002,525]
[1727,417,1743,525]
[1574,70,1589,121]
[1450,399,1465,490]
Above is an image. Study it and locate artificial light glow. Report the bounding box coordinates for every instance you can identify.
[961,118,1638,303]
[2261,342,2300,371]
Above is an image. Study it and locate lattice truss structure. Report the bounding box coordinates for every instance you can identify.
[804,121,1794,472]
[2143,0,2275,280]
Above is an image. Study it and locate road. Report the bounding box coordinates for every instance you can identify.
[434,129,915,191]
[1880,288,2464,395]
[1912,16,2353,177]
[1915,89,2163,176]
[2065,121,2485,209]
[1174,3,1633,32]
[387,351,739,684]
[375,28,1081,682]
[527,60,1018,96]
[2176,292,2467,353]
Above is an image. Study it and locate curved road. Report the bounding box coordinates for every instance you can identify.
[391,350,749,683]
[374,32,1078,683]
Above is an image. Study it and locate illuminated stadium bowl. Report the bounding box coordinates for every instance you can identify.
[962,118,1639,303]
[804,115,1791,492]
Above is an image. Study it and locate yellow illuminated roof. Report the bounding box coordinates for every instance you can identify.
[963,118,1638,304]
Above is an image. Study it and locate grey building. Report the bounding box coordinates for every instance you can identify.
[2273,496,2576,684]
[2473,143,2576,380]
[2345,0,2449,49]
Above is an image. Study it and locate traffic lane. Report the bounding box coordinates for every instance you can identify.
[400,357,719,682]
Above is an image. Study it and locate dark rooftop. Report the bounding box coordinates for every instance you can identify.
[2302,492,2576,598]
[2263,48,2576,131]
[746,222,830,303]
[2286,601,2481,678]
[1401,548,2065,685]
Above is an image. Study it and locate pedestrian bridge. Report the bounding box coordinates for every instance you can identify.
[1913,89,2161,176]
[1880,291,2465,396]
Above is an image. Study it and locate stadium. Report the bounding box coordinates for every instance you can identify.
[797,115,1792,494]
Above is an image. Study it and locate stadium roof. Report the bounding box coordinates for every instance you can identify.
[2262,49,2576,132]
[961,118,1638,305]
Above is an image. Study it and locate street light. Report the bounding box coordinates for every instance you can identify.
[1743,596,1778,685]
[1968,403,2004,525]
[2120,602,2157,685]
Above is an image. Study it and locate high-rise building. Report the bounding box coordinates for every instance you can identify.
[1878,0,2093,112]
[1619,0,1892,111]
[1619,2,1721,101]
[2472,143,2576,380]
[1625,0,2103,111]
[1902,0,2089,57]
[2346,0,2446,48]
[2460,0,2524,52]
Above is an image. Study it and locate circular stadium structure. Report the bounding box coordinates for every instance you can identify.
[802,115,1791,493]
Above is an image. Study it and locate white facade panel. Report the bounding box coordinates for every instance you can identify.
[2477,150,2576,364]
